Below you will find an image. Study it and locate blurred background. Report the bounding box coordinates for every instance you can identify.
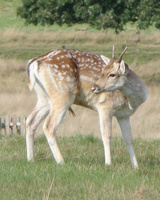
[0,0,160,139]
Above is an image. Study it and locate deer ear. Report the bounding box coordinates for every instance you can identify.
[101,55,110,65]
[119,60,129,75]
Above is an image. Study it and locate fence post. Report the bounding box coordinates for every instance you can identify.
[11,116,17,135]
[0,118,2,135]
[5,116,10,135]
[0,116,27,136]
[0,118,5,135]
[19,116,26,136]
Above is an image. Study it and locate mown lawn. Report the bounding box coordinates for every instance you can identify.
[0,134,159,200]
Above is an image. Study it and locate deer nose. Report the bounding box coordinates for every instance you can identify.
[91,85,99,93]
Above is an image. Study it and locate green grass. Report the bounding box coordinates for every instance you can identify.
[0,134,160,200]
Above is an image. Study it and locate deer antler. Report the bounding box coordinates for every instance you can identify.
[118,47,128,62]
[112,45,115,59]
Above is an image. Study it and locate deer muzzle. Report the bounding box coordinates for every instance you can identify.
[91,85,102,94]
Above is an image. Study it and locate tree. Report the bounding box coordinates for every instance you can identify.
[124,0,160,30]
[17,0,160,33]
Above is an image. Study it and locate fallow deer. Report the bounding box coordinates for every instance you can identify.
[26,47,147,168]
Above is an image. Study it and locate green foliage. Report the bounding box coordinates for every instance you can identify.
[17,0,160,33]
[124,0,160,30]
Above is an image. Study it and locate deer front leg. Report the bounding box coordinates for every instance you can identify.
[117,117,138,169]
[98,104,112,166]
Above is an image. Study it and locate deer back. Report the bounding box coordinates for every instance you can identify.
[27,49,106,94]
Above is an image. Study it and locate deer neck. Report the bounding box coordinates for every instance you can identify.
[120,70,147,110]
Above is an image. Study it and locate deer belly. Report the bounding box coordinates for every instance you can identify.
[74,90,99,110]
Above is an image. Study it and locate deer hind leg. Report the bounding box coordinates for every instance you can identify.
[26,92,50,161]
[43,96,74,164]
[117,117,138,169]
[98,104,112,166]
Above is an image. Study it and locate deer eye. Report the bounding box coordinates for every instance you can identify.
[109,73,116,78]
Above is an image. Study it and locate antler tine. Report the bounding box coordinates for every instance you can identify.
[112,45,115,59]
[118,47,128,62]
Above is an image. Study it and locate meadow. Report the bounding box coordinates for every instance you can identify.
[0,0,160,199]
[0,134,160,200]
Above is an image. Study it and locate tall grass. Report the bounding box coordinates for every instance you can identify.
[0,135,160,200]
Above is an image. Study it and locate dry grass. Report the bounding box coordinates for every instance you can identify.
[1,26,160,47]
[0,58,26,93]
[0,85,159,139]
[131,59,160,77]
[0,58,24,73]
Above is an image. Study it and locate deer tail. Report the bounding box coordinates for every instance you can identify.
[27,59,38,91]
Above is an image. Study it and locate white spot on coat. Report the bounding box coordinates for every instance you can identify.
[54,64,59,69]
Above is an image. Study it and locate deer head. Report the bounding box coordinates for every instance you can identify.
[91,47,129,94]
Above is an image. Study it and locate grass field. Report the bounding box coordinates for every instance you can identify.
[0,134,160,200]
[0,0,160,199]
